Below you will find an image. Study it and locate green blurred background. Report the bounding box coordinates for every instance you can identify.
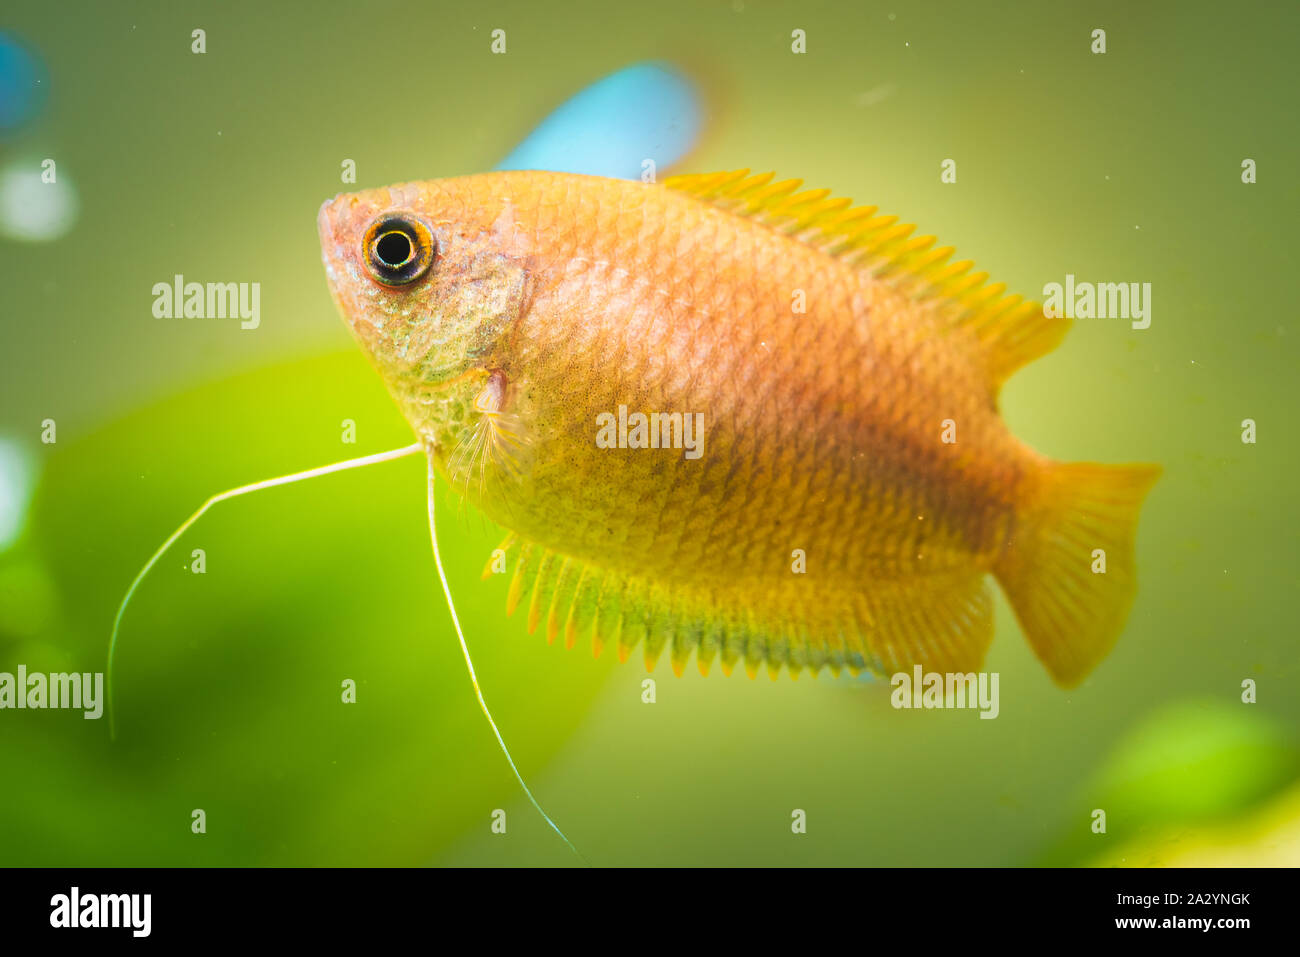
[1,0,1297,866]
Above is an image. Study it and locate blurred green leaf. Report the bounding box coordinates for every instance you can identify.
[1039,699,1300,865]
[0,351,613,865]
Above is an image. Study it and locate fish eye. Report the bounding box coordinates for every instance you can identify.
[363,214,435,286]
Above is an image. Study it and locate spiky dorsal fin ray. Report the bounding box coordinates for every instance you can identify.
[661,169,1070,391]
[489,537,995,681]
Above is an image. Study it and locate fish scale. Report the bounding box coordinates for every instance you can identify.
[319,169,1160,686]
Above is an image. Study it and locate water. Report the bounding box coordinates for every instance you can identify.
[0,0,1295,866]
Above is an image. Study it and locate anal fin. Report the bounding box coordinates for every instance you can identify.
[490,539,997,681]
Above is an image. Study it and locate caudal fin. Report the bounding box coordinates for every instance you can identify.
[994,460,1161,687]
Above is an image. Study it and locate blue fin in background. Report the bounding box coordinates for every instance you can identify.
[497,61,701,179]
[0,32,46,133]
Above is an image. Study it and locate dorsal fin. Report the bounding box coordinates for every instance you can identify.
[662,169,1070,389]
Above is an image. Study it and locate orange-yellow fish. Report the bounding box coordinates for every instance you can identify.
[317,169,1159,686]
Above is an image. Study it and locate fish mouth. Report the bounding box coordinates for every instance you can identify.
[317,194,348,254]
[316,192,372,292]
[316,190,374,255]
[316,195,360,334]
[316,197,334,249]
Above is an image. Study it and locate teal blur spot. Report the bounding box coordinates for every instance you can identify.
[0,34,46,132]
[497,62,701,179]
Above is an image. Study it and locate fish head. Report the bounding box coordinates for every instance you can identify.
[317,177,533,420]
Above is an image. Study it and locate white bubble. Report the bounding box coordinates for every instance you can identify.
[0,160,78,242]
[0,437,36,550]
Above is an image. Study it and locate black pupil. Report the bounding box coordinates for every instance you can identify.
[375,231,413,268]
